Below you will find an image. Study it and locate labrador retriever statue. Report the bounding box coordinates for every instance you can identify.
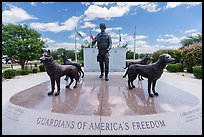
[123,54,153,80]
[39,50,79,96]
[127,54,175,97]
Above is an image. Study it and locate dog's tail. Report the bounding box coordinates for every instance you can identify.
[123,63,128,69]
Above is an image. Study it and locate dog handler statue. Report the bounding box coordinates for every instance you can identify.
[92,23,112,81]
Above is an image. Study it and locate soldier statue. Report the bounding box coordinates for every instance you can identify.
[92,23,112,81]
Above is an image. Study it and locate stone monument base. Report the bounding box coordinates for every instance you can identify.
[2,74,202,135]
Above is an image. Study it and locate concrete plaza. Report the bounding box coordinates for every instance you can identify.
[2,70,202,135]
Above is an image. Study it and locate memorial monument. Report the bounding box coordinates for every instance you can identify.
[2,23,202,135]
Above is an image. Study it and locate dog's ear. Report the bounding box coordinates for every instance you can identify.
[63,51,66,55]
[47,50,51,55]
[159,54,164,58]
[41,49,44,54]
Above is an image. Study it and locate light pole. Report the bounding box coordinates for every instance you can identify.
[133,26,136,61]
[74,26,77,62]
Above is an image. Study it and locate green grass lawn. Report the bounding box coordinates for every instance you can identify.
[2,65,11,70]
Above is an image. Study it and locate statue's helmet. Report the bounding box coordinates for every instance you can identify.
[100,23,106,29]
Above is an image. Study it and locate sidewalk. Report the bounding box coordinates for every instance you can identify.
[2,72,49,107]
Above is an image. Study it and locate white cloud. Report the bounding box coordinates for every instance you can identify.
[116,2,161,12]
[128,44,180,53]
[116,2,148,7]
[139,2,161,12]
[81,2,91,6]
[31,2,54,6]
[49,42,82,51]
[30,2,36,6]
[84,5,130,21]
[30,22,64,33]
[61,16,81,30]
[41,2,54,4]
[184,29,198,34]
[165,2,201,9]
[81,22,96,28]
[84,2,161,21]
[2,5,37,24]
[30,16,81,32]
[156,34,182,44]
[41,37,55,44]
[92,2,115,6]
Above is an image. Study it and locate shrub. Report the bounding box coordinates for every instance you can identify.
[166,63,184,72]
[39,64,45,72]
[182,44,202,73]
[192,66,202,79]
[3,69,16,79]
[15,69,23,76]
[32,68,38,73]
[152,49,183,63]
[17,69,32,75]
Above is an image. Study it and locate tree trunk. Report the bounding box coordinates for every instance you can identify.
[19,60,25,70]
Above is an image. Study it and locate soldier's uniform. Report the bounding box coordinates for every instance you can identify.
[92,23,112,81]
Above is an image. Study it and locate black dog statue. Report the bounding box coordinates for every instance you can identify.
[123,54,152,80]
[127,54,175,97]
[59,52,84,80]
[40,50,79,96]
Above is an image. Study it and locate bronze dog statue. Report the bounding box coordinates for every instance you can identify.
[123,54,152,80]
[39,50,79,96]
[127,54,175,97]
[59,52,84,80]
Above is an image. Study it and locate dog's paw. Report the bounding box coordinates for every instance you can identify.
[149,94,154,97]
[55,91,60,96]
[123,76,126,78]
[64,78,68,81]
[132,85,135,88]
[154,92,159,96]
[47,91,54,96]
[73,86,77,89]
[129,87,133,90]
[65,85,70,88]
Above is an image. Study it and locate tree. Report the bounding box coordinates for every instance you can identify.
[126,50,138,59]
[180,33,202,48]
[50,48,66,60]
[2,24,46,70]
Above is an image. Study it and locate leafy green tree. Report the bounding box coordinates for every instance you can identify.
[139,53,148,59]
[78,46,84,61]
[50,48,66,60]
[2,24,46,70]
[126,50,138,59]
[180,33,202,48]
[66,50,75,61]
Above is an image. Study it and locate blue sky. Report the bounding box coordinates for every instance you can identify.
[2,2,202,53]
